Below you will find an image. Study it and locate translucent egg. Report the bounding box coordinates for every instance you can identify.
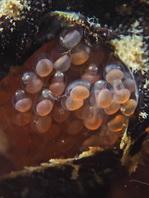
[60,26,83,48]
[112,79,124,91]
[34,89,54,116]
[87,64,99,75]
[70,85,90,100]
[14,98,32,113]
[123,78,136,92]
[49,82,66,96]
[21,72,43,94]
[50,43,68,56]
[64,96,84,111]
[52,106,70,123]
[65,80,90,99]
[104,62,125,74]
[36,99,53,116]
[121,99,137,116]
[49,71,66,96]
[26,79,43,94]
[54,54,71,72]
[71,43,90,65]
[35,58,53,77]
[13,89,32,113]
[105,69,124,84]
[82,106,103,130]
[104,101,120,115]
[14,112,33,126]
[107,114,128,132]
[112,79,130,104]
[93,80,109,95]
[97,88,113,108]
[98,128,118,147]
[34,116,52,133]
[52,71,65,82]
[81,73,100,84]
[114,88,130,104]
[81,64,100,84]
[122,72,136,88]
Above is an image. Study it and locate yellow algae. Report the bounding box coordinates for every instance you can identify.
[111,21,148,71]
[0,0,30,20]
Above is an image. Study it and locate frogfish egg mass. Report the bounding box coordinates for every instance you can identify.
[0,18,138,175]
[13,26,138,153]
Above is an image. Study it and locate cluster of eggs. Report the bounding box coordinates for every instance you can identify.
[12,25,138,148]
